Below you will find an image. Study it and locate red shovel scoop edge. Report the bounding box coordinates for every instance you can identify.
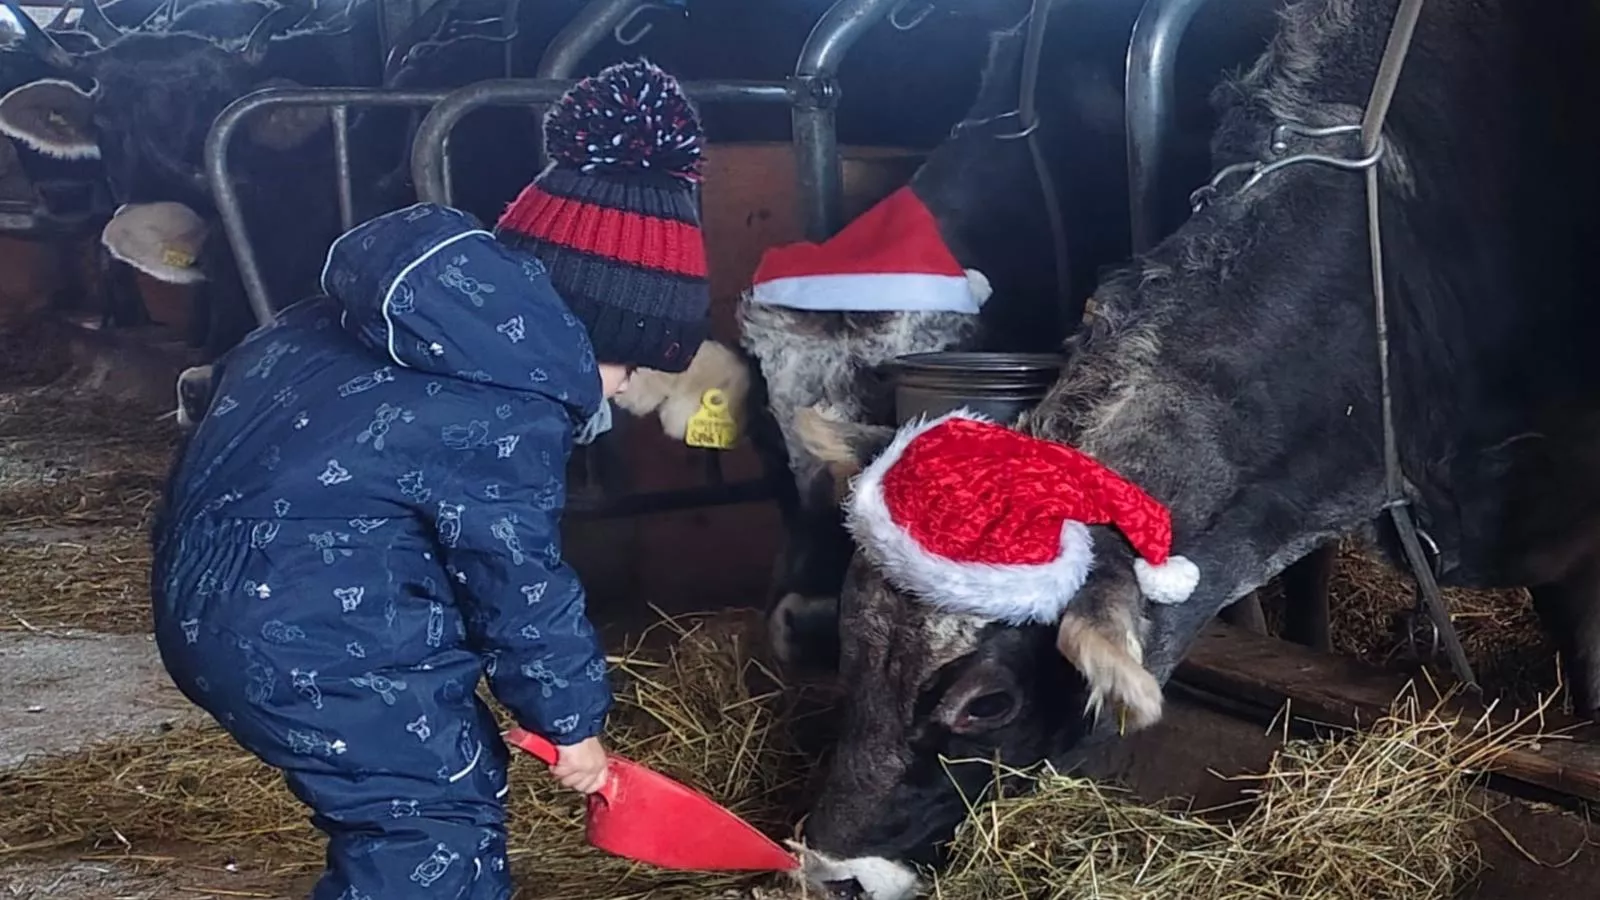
[504,726,800,872]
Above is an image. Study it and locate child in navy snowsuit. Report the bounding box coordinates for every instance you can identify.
[151,60,709,900]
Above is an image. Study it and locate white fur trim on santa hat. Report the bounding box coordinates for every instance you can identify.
[750,268,989,315]
[845,408,1094,626]
[1133,556,1200,605]
[965,268,993,306]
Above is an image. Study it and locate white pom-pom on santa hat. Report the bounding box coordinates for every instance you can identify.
[748,185,991,314]
[844,410,1200,625]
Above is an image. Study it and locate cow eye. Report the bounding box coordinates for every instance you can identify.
[963,691,1015,723]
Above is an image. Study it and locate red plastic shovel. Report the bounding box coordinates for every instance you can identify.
[503,726,800,872]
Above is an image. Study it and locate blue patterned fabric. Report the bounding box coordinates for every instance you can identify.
[151,203,612,900]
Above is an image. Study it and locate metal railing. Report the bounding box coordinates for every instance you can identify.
[791,0,900,239]
[406,76,799,522]
[1125,0,1214,253]
[201,0,904,520]
[408,79,795,207]
[205,87,453,325]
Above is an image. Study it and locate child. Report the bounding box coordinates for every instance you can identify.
[150,59,709,899]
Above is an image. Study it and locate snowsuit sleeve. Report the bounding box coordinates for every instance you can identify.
[434,410,611,745]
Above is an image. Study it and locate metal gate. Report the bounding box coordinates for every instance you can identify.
[202,0,909,520]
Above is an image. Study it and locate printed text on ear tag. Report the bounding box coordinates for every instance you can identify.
[684,388,738,450]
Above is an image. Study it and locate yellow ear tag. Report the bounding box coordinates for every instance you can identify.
[161,247,196,269]
[684,388,738,450]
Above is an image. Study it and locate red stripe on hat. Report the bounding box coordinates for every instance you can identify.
[497,184,708,278]
[751,185,963,284]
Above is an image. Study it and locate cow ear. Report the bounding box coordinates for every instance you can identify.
[1055,559,1164,732]
[0,79,99,160]
[793,405,896,494]
[244,78,330,151]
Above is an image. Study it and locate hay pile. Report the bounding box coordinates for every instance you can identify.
[0,611,822,900]
[933,686,1549,900]
[0,385,176,528]
[1263,539,1555,706]
[0,526,152,634]
[1,604,1555,900]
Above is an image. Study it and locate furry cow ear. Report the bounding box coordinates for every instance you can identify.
[1054,559,1164,732]
[0,79,99,160]
[611,340,752,442]
[244,78,330,151]
[793,405,896,499]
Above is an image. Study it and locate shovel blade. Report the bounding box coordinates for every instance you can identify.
[587,757,800,871]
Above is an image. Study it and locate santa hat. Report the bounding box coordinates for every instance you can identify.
[845,410,1200,625]
[748,185,992,314]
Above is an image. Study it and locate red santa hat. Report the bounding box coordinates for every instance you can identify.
[748,185,992,314]
[844,410,1201,625]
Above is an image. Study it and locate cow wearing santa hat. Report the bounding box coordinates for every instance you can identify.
[738,185,1001,669]
[809,406,1198,729]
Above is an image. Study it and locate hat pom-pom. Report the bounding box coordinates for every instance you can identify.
[543,58,704,181]
[1133,555,1200,605]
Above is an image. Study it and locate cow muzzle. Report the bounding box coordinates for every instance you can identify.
[797,847,921,900]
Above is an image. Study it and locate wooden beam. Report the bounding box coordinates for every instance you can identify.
[1175,621,1600,804]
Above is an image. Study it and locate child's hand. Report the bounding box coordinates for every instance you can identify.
[551,737,609,794]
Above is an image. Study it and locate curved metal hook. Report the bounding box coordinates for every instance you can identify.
[1190,144,1385,212]
[948,108,1037,141]
[614,2,675,47]
[889,0,935,31]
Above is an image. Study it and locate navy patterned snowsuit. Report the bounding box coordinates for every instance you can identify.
[151,203,613,900]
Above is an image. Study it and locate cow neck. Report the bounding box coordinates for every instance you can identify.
[1188,0,1476,688]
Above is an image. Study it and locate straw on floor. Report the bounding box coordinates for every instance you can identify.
[0,385,177,529]
[1,601,1558,900]
[0,525,153,634]
[1262,539,1555,706]
[931,684,1555,900]
[0,610,822,900]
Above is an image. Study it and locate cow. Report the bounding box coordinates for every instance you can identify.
[0,0,381,357]
[741,1,1291,672]
[773,0,1600,895]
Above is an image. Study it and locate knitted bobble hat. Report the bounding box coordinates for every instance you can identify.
[495,58,709,374]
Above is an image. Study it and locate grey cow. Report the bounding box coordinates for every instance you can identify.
[782,0,1600,895]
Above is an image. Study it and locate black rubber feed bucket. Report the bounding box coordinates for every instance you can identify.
[890,352,1069,426]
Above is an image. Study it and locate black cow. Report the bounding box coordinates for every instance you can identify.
[742,0,1288,672]
[779,0,1600,894]
[0,0,380,356]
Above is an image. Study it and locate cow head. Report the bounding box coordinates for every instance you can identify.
[0,1,328,208]
[743,7,1141,673]
[785,411,1170,897]
[741,291,990,671]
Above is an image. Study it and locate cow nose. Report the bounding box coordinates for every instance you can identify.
[822,877,869,900]
[797,847,922,900]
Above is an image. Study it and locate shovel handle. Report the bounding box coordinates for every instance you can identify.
[503,726,560,765]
